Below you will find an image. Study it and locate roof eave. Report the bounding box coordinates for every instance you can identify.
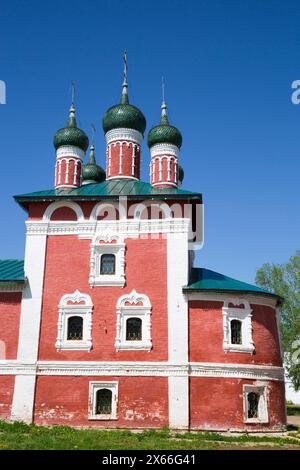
[182,287,284,305]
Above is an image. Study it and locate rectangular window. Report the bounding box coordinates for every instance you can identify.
[89,381,118,420]
[243,385,268,423]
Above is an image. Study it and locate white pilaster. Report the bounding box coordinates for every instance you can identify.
[167,231,189,428]
[11,233,47,423]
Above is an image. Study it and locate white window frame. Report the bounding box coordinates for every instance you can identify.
[55,290,93,351]
[89,233,125,287]
[115,290,152,351]
[243,385,269,424]
[222,300,254,353]
[88,381,118,420]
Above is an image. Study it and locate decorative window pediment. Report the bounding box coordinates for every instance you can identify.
[243,385,269,424]
[89,233,125,287]
[55,290,93,351]
[222,300,254,353]
[115,290,152,351]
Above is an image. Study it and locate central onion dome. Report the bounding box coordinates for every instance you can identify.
[147,101,182,149]
[82,145,106,184]
[102,82,146,135]
[54,105,89,152]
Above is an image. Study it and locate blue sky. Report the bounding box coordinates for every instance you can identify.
[0,0,300,283]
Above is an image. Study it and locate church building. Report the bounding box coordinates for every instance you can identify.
[0,65,286,431]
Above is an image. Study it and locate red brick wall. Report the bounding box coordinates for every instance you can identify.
[0,292,22,359]
[0,376,15,419]
[107,142,141,180]
[50,207,78,221]
[34,376,168,428]
[38,235,168,361]
[189,377,286,431]
[189,301,282,366]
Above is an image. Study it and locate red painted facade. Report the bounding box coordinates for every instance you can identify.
[38,235,168,362]
[189,300,282,366]
[0,376,15,420]
[107,141,141,180]
[34,376,168,428]
[0,292,21,359]
[189,378,286,431]
[151,155,178,188]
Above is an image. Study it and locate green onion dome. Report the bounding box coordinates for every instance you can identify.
[178,165,184,184]
[147,101,182,149]
[102,83,146,135]
[82,145,106,184]
[54,105,89,152]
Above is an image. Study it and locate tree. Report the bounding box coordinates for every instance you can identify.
[255,251,300,390]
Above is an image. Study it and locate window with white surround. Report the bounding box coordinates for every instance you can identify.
[115,290,152,351]
[89,233,125,287]
[243,385,269,423]
[222,300,254,353]
[89,381,118,420]
[55,290,93,351]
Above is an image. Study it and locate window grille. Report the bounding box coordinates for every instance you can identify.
[96,389,112,415]
[231,319,242,344]
[126,318,142,341]
[100,254,116,275]
[67,316,83,340]
[247,392,259,419]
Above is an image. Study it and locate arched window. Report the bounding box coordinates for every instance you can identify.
[100,254,116,275]
[56,290,93,351]
[247,392,259,419]
[231,319,242,345]
[115,290,152,351]
[67,316,83,340]
[96,389,112,415]
[126,318,142,341]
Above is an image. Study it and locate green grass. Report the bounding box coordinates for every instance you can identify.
[287,404,300,416]
[0,421,300,450]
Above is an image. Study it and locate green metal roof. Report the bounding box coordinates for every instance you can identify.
[0,260,25,283]
[184,268,282,301]
[14,179,202,209]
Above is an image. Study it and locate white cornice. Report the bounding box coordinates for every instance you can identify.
[150,143,179,159]
[0,360,284,381]
[105,128,143,145]
[56,146,85,160]
[26,219,190,238]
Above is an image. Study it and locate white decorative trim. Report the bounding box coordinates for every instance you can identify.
[243,384,269,423]
[105,128,143,146]
[89,381,118,420]
[56,145,85,160]
[26,218,191,238]
[115,290,152,351]
[190,362,284,381]
[43,201,84,222]
[0,360,285,381]
[150,143,179,159]
[0,282,24,292]
[89,234,125,287]
[105,175,139,181]
[152,181,177,188]
[222,300,255,353]
[55,290,93,351]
